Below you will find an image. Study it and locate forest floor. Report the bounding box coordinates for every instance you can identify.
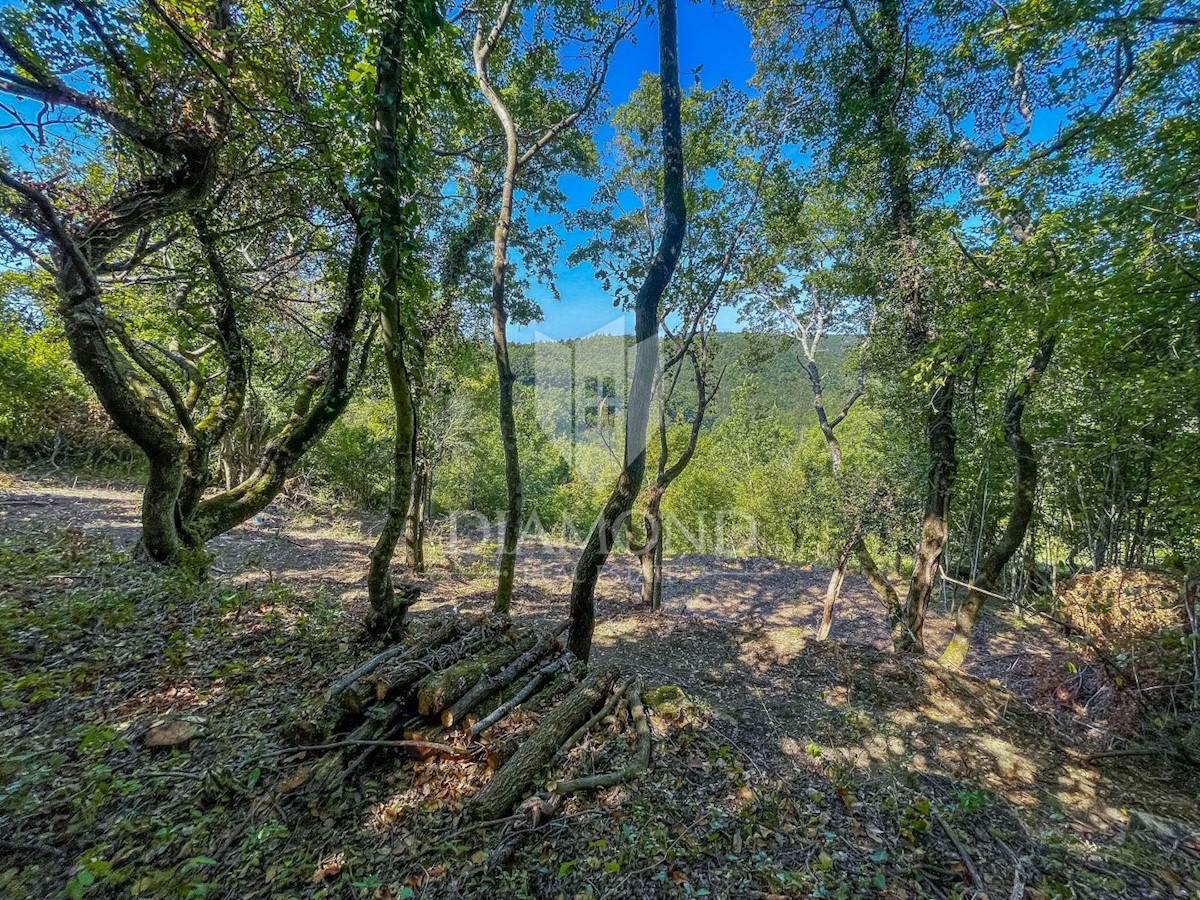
[2,476,1199,899]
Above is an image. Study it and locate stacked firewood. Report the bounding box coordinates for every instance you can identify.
[298,614,650,820]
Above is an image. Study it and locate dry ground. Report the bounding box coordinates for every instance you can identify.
[2,478,1198,899]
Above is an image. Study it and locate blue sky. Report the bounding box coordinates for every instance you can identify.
[0,0,754,341]
[511,1,756,342]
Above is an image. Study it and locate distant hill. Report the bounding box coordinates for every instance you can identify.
[509,331,860,436]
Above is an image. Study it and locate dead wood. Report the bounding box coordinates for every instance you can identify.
[487,792,565,871]
[932,809,984,889]
[337,620,506,721]
[329,618,459,700]
[469,654,574,737]
[551,678,650,793]
[417,632,536,718]
[443,624,566,727]
[473,667,619,820]
[557,676,631,761]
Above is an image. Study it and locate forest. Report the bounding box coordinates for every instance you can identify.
[0,0,1198,897]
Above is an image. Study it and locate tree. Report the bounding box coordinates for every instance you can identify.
[567,0,686,663]
[463,0,635,614]
[739,0,955,652]
[364,0,447,636]
[0,0,381,561]
[931,0,1199,662]
[572,78,771,610]
[743,175,902,637]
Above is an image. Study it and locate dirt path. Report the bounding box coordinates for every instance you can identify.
[1,479,943,640]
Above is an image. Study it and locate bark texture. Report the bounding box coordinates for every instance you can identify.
[364,0,441,636]
[895,374,958,652]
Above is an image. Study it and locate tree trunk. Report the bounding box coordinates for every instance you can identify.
[364,0,439,637]
[896,373,958,653]
[856,537,901,625]
[941,336,1055,667]
[187,218,374,542]
[651,529,664,611]
[639,545,656,608]
[637,494,665,610]
[404,471,422,571]
[818,527,858,641]
[141,452,187,562]
[568,0,686,662]
[405,440,426,571]
[493,317,522,613]
[473,4,524,615]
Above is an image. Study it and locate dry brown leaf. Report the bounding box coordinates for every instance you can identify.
[277,765,313,794]
[311,854,344,882]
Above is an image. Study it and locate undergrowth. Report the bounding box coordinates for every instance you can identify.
[1,527,1198,899]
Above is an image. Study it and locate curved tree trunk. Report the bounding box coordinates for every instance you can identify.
[1,8,383,562]
[473,0,524,615]
[0,6,238,562]
[637,494,665,610]
[568,0,686,662]
[188,217,374,542]
[941,335,1055,667]
[818,526,858,641]
[405,460,427,572]
[364,0,440,637]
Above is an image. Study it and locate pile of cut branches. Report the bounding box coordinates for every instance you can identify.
[288,615,651,821]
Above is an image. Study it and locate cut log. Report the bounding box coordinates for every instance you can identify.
[524,655,587,714]
[329,618,459,701]
[472,668,619,820]
[308,701,403,792]
[469,655,571,738]
[442,625,566,727]
[417,633,536,718]
[551,678,650,793]
[338,621,506,721]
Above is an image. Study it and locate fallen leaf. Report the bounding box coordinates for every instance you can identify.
[277,765,313,794]
[311,855,344,882]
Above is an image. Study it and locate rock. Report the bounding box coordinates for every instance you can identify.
[644,684,689,717]
[145,717,203,749]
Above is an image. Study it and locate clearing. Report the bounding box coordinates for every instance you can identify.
[1,479,1198,899]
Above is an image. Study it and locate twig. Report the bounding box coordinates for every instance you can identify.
[553,676,630,756]
[142,769,207,781]
[1085,748,1163,762]
[932,809,984,889]
[1009,856,1030,900]
[328,643,409,698]
[469,656,567,737]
